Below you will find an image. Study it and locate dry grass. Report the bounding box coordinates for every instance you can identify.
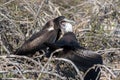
[0,0,120,80]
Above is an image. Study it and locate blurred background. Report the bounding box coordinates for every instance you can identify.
[0,0,120,80]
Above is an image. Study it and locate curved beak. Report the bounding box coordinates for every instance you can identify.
[63,18,76,24]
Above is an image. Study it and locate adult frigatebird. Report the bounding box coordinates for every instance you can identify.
[14,16,74,56]
[45,22,103,80]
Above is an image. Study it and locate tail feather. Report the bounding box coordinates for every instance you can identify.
[84,66,100,80]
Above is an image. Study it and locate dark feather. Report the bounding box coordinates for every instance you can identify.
[45,32,103,80]
[15,30,59,55]
[45,32,85,49]
[14,16,66,56]
[45,32,85,57]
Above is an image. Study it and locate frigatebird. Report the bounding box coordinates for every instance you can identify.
[14,16,74,56]
[45,22,103,80]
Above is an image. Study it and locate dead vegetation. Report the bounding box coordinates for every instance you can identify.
[0,0,120,80]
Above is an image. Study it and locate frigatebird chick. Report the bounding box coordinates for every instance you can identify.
[45,22,103,80]
[14,16,74,56]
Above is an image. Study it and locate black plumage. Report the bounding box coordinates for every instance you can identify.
[14,16,68,56]
[45,32,103,80]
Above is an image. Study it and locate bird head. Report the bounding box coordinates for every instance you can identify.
[54,16,75,34]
